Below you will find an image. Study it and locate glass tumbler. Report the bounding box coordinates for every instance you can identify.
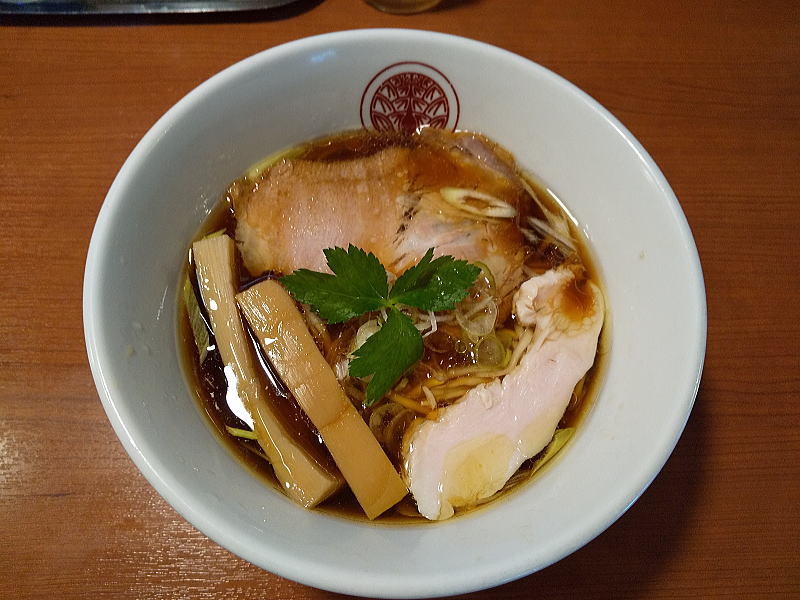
[364,0,443,14]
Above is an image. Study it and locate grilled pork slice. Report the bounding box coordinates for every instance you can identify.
[233,137,530,304]
[402,266,604,520]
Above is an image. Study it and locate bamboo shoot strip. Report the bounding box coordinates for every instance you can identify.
[237,280,408,519]
[192,235,342,507]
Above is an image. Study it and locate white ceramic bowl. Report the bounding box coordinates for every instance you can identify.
[84,30,706,598]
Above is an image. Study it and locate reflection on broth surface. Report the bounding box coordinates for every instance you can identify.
[179,129,606,522]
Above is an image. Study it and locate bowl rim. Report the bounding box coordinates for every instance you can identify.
[83,28,707,598]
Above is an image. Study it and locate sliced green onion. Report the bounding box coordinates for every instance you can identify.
[455,296,497,341]
[247,146,306,179]
[477,334,505,366]
[203,228,226,240]
[454,260,498,342]
[351,318,382,354]
[530,428,575,475]
[225,425,258,440]
[472,261,496,293]
[368,401,405,440]
[440,187,517,219]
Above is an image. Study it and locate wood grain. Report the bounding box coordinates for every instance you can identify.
[1,0,798,598]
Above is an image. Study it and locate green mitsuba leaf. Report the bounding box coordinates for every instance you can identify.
[280,245,388,323]
[324,245,389,300]
[389,248,481,311]
[348,307,424,405]
[281,245,480,404]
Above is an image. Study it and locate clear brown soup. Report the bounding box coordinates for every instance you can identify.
[179,129,607,523]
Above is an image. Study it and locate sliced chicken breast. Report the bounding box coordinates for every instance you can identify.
[403,266,604,520]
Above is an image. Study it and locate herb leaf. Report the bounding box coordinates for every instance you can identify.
[281,246,387,323]
[389,248,481,311]
[348,307,423,405]
[281,246,480,404]
[324,245,389,300]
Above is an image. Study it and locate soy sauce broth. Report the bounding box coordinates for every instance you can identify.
[178,129,608,523]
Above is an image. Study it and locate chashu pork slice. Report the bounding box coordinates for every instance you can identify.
[235,147,412,277]
[233,141,529,306]
[403,266,605,520]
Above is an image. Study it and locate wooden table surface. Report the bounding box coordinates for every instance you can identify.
[1,1,798,598]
